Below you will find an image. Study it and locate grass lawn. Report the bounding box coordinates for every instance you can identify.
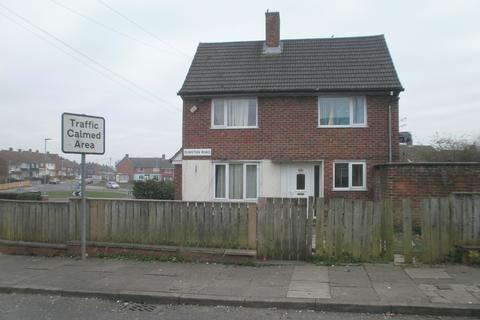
[47,191,128,199]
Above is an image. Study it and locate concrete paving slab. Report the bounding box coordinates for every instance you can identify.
[287,280,330,299]
[288,280,327,292]
[0,268,46,285]
[437,289,478,304]
[405,268,451,279]
[16,269,107,291]
[328,266,371,288]
[290,265,329,282]
[1,254,480,316]
[365,264,412,283]
[372,281,429,304]
[91,273,177,293]
[22,258,68,270]
[330,286,379,302]
[244,285,288,298]
[287,289,329,299]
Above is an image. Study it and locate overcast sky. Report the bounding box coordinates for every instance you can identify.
[1,0,479,165]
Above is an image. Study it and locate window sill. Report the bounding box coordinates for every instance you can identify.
[213,198,258,202]
[332,188,368,192]
[318,125,368,128]
[211,126,258,130]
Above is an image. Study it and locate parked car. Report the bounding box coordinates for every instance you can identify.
[49,178,60,184]
[106,181,120,189]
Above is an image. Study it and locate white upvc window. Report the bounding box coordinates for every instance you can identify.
[211,98,258,128]
[333,161,367,191]
[318,96,367,127]
[214,163,258,200]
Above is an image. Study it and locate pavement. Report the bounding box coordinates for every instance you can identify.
[0,253,479,317]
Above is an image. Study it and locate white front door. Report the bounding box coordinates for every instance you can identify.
[281,163,319,198]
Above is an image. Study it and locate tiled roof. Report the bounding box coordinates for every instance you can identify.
[178,35,403,96]
[129,157,173,169]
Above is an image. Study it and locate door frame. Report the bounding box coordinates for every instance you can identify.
[280,160,324,198]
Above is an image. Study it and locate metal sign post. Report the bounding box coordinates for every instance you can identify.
[80,153,86,259]
[62,112,105,260]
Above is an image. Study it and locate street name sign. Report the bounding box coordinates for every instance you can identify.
[183,148,211,157]
[62,113,105,154]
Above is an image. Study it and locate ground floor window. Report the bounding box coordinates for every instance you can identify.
[333,161,366,190]
[214,163,258,200]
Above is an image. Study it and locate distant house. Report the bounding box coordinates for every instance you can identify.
[0,148,80,181]
[0,157,7,183]
[115,154,174,183]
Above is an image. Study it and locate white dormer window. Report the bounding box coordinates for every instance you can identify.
[318,97,367,127]
[212,98,257,128]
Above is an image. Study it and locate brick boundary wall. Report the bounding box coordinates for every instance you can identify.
[374,162,480,205]
[373,162,480,226]
[174,164,182,200]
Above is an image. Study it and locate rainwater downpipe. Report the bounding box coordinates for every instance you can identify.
[388,91,394,163]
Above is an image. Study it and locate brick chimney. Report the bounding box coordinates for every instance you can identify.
[264,11,282,54]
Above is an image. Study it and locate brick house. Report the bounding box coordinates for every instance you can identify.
[116,154,174,183]
[173,12,403,202]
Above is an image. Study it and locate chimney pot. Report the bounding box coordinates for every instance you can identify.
[265,11,281,52]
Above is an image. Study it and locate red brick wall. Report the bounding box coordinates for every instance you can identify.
[115,158,134,182]
[182,94,399,200]
[174,164,182,200]
[374,163,480,206]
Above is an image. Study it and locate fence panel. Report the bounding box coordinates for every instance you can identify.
[0,200,70,243]
[314,199,388,260]
[0,199,252,250]
[256,198,310,260]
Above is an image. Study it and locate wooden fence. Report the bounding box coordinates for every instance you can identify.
[256,198,312,260]
[0,199,255,250]
[312,195,480,263]
[411,194,480,263]
[1,195,479,262]
[314,199,393,260]
[0,181,30,191]
[0,200,70,243]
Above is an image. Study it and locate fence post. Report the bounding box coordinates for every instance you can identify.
[306,197,314,258]
[315,198,325,255]
[382,199,394,260]
[421,199,432,263]
[256,198,266,259]
[402,199,412,264]
[248,203,257,250]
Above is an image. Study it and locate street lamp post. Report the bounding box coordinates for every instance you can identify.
[43,138,52,185]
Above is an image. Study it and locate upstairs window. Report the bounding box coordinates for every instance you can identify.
[319,97,366,127]
[212,98,257,128]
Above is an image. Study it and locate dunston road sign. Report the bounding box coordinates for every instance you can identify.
[62,112,105,155]
[61,112,105,261]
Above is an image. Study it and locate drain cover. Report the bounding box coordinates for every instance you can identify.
[119,302,158,312]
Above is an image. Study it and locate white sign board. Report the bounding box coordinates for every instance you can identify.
[183,148,211,157]
[62,113,105,154]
